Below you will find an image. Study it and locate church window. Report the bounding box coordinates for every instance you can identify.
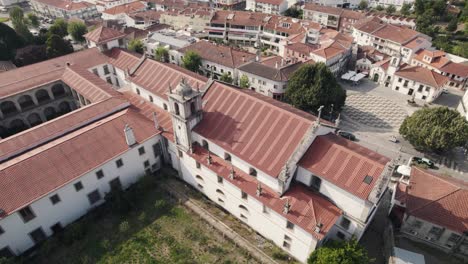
[249,168,257,177]
[190,102,196,114]
[224,153,231,161]
[174,103,180,116]
[311,176,321,190]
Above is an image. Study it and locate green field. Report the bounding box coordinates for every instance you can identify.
[14,173,257,264]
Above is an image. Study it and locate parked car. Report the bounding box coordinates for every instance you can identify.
[337,130,356,141]
[412,157,435,168]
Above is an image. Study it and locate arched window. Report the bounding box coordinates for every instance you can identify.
[44,107,57,121]
[149,95,153,102]
[190,101,196,114]
[239,205,249,214]
[249,168,257,177]
[58,101,71,114]
[174,103,180,115]
[18,95,35,109]
[136,88,140,95]
[51,84,66,97]
[224,153,231,161]
[0,101,18,115]
[27,113,42,127]
[311,176,321,190]
[9,119,27,134]
[35,89,50,103]
[163,103,168,110]
[195,175,204,182]
[202,140,209,150]
[216,189,225,196]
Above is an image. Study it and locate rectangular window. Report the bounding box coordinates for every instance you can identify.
[19,206,36,223]
[116,159,123,168]
[96,169,104,179]
[286,221,294,230]
[284,235,291,242]
[109,177,122,191]
[92,68,98,75]
[106,77,112,84]
[447,233,461,243]
[217,175,223,184]
[153,143,162,158]
[178,150,183,158]
[340,218,351,230]
[0,226,4,236]
[412,220,423,228]
[337,231,345,239]
[398,78,402,82]
[103,65,110,75]
[50,222,63,234]
[196,161,201,169]
[282,241,291,249]
[88,190,101,205]
[74,181,83,191]
[50,194,61,205]
[429,226,443,238]
[425,87,430,91]
[138,146,145,155]
[144,160,150,167]
[197,184,204,189]
[241,191,248,200]
[218,198,224,204]
[29,228,46,244]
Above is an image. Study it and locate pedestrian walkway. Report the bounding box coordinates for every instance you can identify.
[161,179,280,264]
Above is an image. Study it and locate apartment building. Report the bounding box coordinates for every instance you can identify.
[303,3,365,33]
[30,0,99,20]
[246,0,288,15]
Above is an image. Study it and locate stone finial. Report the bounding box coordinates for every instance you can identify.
[169,83,173,94]
[229,164,235,179]
[207,152,212,165]
[153,112,161,130]
[335,113,341,127]
[283,198,291,214]
[314,222,323,233]
[256,183,262,197]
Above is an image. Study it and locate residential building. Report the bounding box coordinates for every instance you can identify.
[88,0,138,12]
[246,0,288,15]
[101,1,147,21]
[391,65,447,103]
[391,167,468,259]
[149,0,210,11]
[159,7,212,32]
[355,45,388,73]
[458,89,468,121]
[368,13,416,29]
[352,17,431,63]
[146,29,198,59]
[305,0,360,9]
[125,10,164,29]
[368,0,414,10]
[237,56,309,99]
[411,49,468,90]
[84,25,127,51]
[0,25,395,263]
[173,40,256,80]
[30,0,99,20]
[303,4,365,33]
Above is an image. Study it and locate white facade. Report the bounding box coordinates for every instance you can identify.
[237,70,287,98]
[30,0,99,20]
[457,90,468,121]
[306,0,360,8]
[0,135,163,256]
[390,74,443,103]
[368,0,414,9]
[246,0,288,15]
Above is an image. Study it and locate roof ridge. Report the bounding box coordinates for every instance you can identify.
[409,188,461,215]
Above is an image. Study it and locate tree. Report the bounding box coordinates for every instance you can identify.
[128,39,144,54]
[181,50,202,73]
[0,22,23,60]
[308,238,371,264]
[386,4,396,14]
[414,0,425,15]
[400,3,412,16]
[48,18,68,38]
[220,73,233,83]
[375,5,384,11]
[154,46,169,62]
[432,0,446,18]
[446,17,458,32]
[67,21,87,42]
[8,6,33,44]
[46,34,73,58]
[285,63,346,114]
[358,0,368,10]
[27,13,39,28]
[453,42,468,58]
[399,107,468,153]
[284,7,302,18]
[239,75,249,88]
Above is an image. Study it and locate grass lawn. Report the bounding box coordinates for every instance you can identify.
[17,172,257,264]
[0,17,9,23]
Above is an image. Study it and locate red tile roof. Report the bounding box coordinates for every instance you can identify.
[84,26,126,45]
[106,48,142,71]
[304,3,343,16]
[178,41,256,69]
[0,109,160,216]
[190,144,341,239]
[0,98,129,163]
[413,49,450,69]
[395,66,448,89]
[102,1,146,15]
[256,0,285,5]
[400,167,468,234]
[299,133,390,200]
[129,59,207,99]
[440,62,468,78]
[32,0,94,10]
[0,48,108,99]
[194,82,323,177]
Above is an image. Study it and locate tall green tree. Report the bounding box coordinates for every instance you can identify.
[8,6,24,27]
[154,46,169,62]
[285,63,346,114]
[239,75,249,88]
[400,3,412,16]
[284,7,302,18]
[67,21,87,42]
[399,107,468,153]
[453,42,468,58]
[128,39,144,54]
[220,73,233,84]
[46,34,73,58]
[0,22,23,60]
[414,0,425,15]
[386,4,396,14]
[49,18,68,38]
[27,13,40,28]
[181,50,202,73]
[358,0,368,10]
[446,17,458,32]
[308,238,371,264]
[432,0,446,18]
[8,6,33,43]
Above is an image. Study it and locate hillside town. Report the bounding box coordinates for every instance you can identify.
[0,0,467,263]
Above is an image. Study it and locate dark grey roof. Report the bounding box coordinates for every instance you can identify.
[237,61,305,82]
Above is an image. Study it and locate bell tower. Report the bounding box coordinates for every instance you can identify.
[167,78,203,153]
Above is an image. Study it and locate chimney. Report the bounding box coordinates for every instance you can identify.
[207,152,212,165]
[314,222,323,233]
[256,183,262,196]
[242,55,246,62]
[283,198,291,214]
[229,164,235,179]
[275,61,278,69]
[124,124,137,146]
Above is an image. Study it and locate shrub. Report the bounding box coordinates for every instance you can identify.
[119,220,130,233]
[62,222,87,245]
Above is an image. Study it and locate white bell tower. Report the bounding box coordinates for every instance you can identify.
[167,78,203,153]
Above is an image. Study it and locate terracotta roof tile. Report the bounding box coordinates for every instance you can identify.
[403,167,468,233]
[303,3,343,16]
[102,1,146,15]
[440,62,468,78]
[32,0,94,10]
[299,133,390,200]
[190,144,341,239]
[396,66,448,88]
[84,26,126,45]
[107,48,142,71]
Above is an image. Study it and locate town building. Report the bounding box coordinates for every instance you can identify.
[30,0,99,20]
[458,89,468,121]
[146,29,198,59]
[0,0,27,7]
[391,167,468,259]
[159,7,212,32]
[411,49,468,90]
[352,17,431,63]
[0,26,394,263]
[237,56,309,99]
[149,0,210,11]
[87,0,137,12]
[368,13,416,29]
[368,0,414,10]
[355,45,388,73]
[101,1,147,22]
[173,40,256,80]
[125,10,164,29]
[245,0,288,15]
[305,0,360,9]
[303,4,365,33]
[84,25,127,51]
